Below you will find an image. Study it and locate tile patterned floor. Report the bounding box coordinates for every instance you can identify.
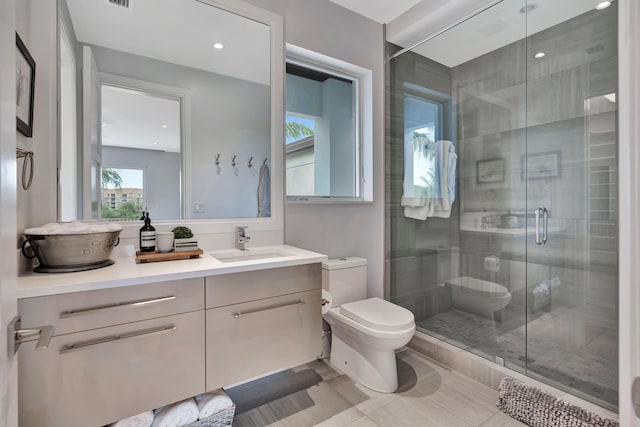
[231,349,527,427]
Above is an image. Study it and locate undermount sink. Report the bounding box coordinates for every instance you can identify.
[209,247,295,263]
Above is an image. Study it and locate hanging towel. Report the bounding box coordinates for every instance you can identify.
[110,411,153,427]
[401,140,457,220]
[195,390,234,420]
[151,399,198,427]
[257,163,271,217]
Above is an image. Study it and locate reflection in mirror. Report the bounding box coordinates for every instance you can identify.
[58,0,271,221]
[100,84,182,220]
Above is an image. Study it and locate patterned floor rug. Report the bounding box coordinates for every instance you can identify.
[497,377,618,427]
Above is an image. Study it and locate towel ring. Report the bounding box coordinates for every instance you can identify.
[248,157,253,168]
[215,153,221,166]
[231,155,237,167]
[16,148,34,190]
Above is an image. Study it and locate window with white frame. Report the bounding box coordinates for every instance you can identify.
[285,45,372,202]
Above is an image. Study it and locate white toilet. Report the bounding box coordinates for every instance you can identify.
[322,257,416,393]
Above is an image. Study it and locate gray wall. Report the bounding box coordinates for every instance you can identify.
[388,51,458,318]
[244,0,386,298]
[86,44,271,219]
[16,0,58,246]
[102,146,181,220]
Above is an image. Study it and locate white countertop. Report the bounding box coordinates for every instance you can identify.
[17,245,327,299]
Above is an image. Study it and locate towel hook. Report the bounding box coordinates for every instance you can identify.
[231,155,237,167]
[16,148,34,190]
[248,157,253,168]
[215,153,221,166]
[263,158,268,165]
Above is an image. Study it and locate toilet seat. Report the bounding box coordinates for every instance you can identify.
[339,297,415,332]
[446,276,510,297]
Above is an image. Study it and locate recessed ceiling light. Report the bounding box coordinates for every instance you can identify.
[153,142,158,145]
[161,125,168,128]
[595,1,611,10]
[534,52,546,59]
[519,4,537,14]
[213,43,224,50]
[101,123,107,127]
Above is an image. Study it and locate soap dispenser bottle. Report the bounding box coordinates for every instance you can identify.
[139,210,156,252]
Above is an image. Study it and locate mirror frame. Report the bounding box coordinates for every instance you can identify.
[57,0,285,239]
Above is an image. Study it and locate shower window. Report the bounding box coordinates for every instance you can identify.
[403,96,443,199]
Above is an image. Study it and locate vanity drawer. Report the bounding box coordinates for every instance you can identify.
[18,278,203,336]
[205,264,321,308]
[206,289,321,390]
[19,310,205,427]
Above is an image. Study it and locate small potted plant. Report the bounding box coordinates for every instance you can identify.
[172,226,198,252]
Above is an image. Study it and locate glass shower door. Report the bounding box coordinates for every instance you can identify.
[524,1,619,409]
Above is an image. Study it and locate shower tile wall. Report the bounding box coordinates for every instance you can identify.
[388,52,459,320]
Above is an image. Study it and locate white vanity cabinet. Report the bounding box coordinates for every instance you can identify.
[16,254,325,427]
[18,278,206,427]
[205,264,322,390]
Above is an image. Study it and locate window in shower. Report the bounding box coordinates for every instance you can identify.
[403,95,443,200]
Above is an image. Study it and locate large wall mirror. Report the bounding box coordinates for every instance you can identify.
[57,0,283,224]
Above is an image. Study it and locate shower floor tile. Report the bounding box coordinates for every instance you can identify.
[417,308,618,407]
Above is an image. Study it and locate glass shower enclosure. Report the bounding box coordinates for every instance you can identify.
[387,0,618,409]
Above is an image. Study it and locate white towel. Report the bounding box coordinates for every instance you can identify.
[152,399,198,427]
[110,411,153,427]
[195,390,234,420]
[257,163,271,217]
[401,140,457,220]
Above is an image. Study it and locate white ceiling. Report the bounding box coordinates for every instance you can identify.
[101,86,181,153]
[332,0,612,67]
[327,0,422,24]
[65,0,270,85]
[411,0,609,67]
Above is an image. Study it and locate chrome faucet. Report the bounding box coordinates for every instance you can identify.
[237,226,250,250]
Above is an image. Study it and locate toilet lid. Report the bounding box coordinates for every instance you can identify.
[340,297,415,332]
[446,276,510,297]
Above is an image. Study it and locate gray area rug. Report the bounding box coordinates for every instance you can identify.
[225,368,322,414]
[497,377,618,427]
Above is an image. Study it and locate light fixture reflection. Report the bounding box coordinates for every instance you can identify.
[595,1,611,10]
[213,43,224,50]
[534,52,546,59]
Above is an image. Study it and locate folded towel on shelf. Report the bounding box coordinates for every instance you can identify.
[195,390,234,420]
[152,399,199,427]
[110,411,153,427]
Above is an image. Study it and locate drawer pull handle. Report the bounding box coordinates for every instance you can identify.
[233,299,305,319]
[59,296,177,319]
[59,325,176,355]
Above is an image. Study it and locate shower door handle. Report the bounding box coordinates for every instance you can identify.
[534,207,548,246]
[542,207,548,245]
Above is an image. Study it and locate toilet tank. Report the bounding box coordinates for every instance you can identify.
[322,257,367,306]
